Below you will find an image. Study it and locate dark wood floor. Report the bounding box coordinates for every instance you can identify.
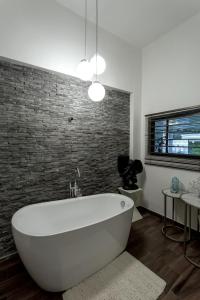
[1,208,200,300]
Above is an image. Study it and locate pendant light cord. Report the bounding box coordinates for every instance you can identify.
[84,0,87,59]
[95,0,98,81]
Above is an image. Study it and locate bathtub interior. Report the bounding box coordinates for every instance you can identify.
[12,193,134,237]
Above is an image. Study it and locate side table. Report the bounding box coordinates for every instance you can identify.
[181,193,200,268]
[162,189,188,242]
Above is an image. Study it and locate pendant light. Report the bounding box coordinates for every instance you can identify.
[88,0,105,102]
[90,54,106,75]
[77,0,93,81]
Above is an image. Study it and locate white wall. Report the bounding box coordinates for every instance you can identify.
[0,0,142,161]
[0,0,141,94]
[141,12,200,224]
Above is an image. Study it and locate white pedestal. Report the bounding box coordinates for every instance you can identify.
[118,187,143,223]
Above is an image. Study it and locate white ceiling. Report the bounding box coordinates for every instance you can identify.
[56,0,200,48]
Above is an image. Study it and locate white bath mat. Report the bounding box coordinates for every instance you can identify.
[63,251,166,300]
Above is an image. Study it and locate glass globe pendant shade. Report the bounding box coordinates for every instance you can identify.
[88,80,105,102]
[77,59,93,81]
[90,54,106,75]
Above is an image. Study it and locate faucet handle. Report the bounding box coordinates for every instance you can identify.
[76,167,80,178]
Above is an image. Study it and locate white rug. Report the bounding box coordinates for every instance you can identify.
[63,251,166,300]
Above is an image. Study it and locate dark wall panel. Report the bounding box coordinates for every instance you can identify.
[0,57,130,258]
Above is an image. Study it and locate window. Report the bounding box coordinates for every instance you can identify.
[145,106,200,171]
[151,113,200,157]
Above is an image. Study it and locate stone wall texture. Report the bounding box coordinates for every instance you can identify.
[0,57,130,258]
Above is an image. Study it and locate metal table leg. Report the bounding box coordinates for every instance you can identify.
[164,195,167,234]
[184,203,188,256]
[162,194,189,243]
[172,197,175,221]
[189,205,191,241]
[184,205,200,268]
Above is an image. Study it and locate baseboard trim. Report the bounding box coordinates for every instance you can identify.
[138,206,200,235]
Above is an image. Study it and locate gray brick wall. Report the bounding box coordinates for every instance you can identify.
[0,57,130,258]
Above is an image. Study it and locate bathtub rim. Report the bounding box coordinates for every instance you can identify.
[11,193,134,238]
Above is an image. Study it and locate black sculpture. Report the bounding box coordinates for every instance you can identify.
[118,155,143,190]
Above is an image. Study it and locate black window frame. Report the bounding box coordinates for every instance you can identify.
[145,106,200,171]
[149,109,200,159]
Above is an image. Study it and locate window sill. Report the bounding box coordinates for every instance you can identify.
[145,154,200,171]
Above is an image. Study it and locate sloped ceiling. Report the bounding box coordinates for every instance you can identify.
[56,0,200,48]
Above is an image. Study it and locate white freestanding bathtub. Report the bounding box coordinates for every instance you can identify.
[12,193,134,292]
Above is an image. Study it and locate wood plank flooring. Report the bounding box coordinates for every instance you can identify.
[1,208,200,300]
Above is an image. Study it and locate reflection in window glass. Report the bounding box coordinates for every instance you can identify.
[151,112,200,157]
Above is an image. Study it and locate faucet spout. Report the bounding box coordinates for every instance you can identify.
[69,168,82,198]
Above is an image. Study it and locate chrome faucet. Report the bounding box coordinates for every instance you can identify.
[69,168,82,198]
[75,167,80,179]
